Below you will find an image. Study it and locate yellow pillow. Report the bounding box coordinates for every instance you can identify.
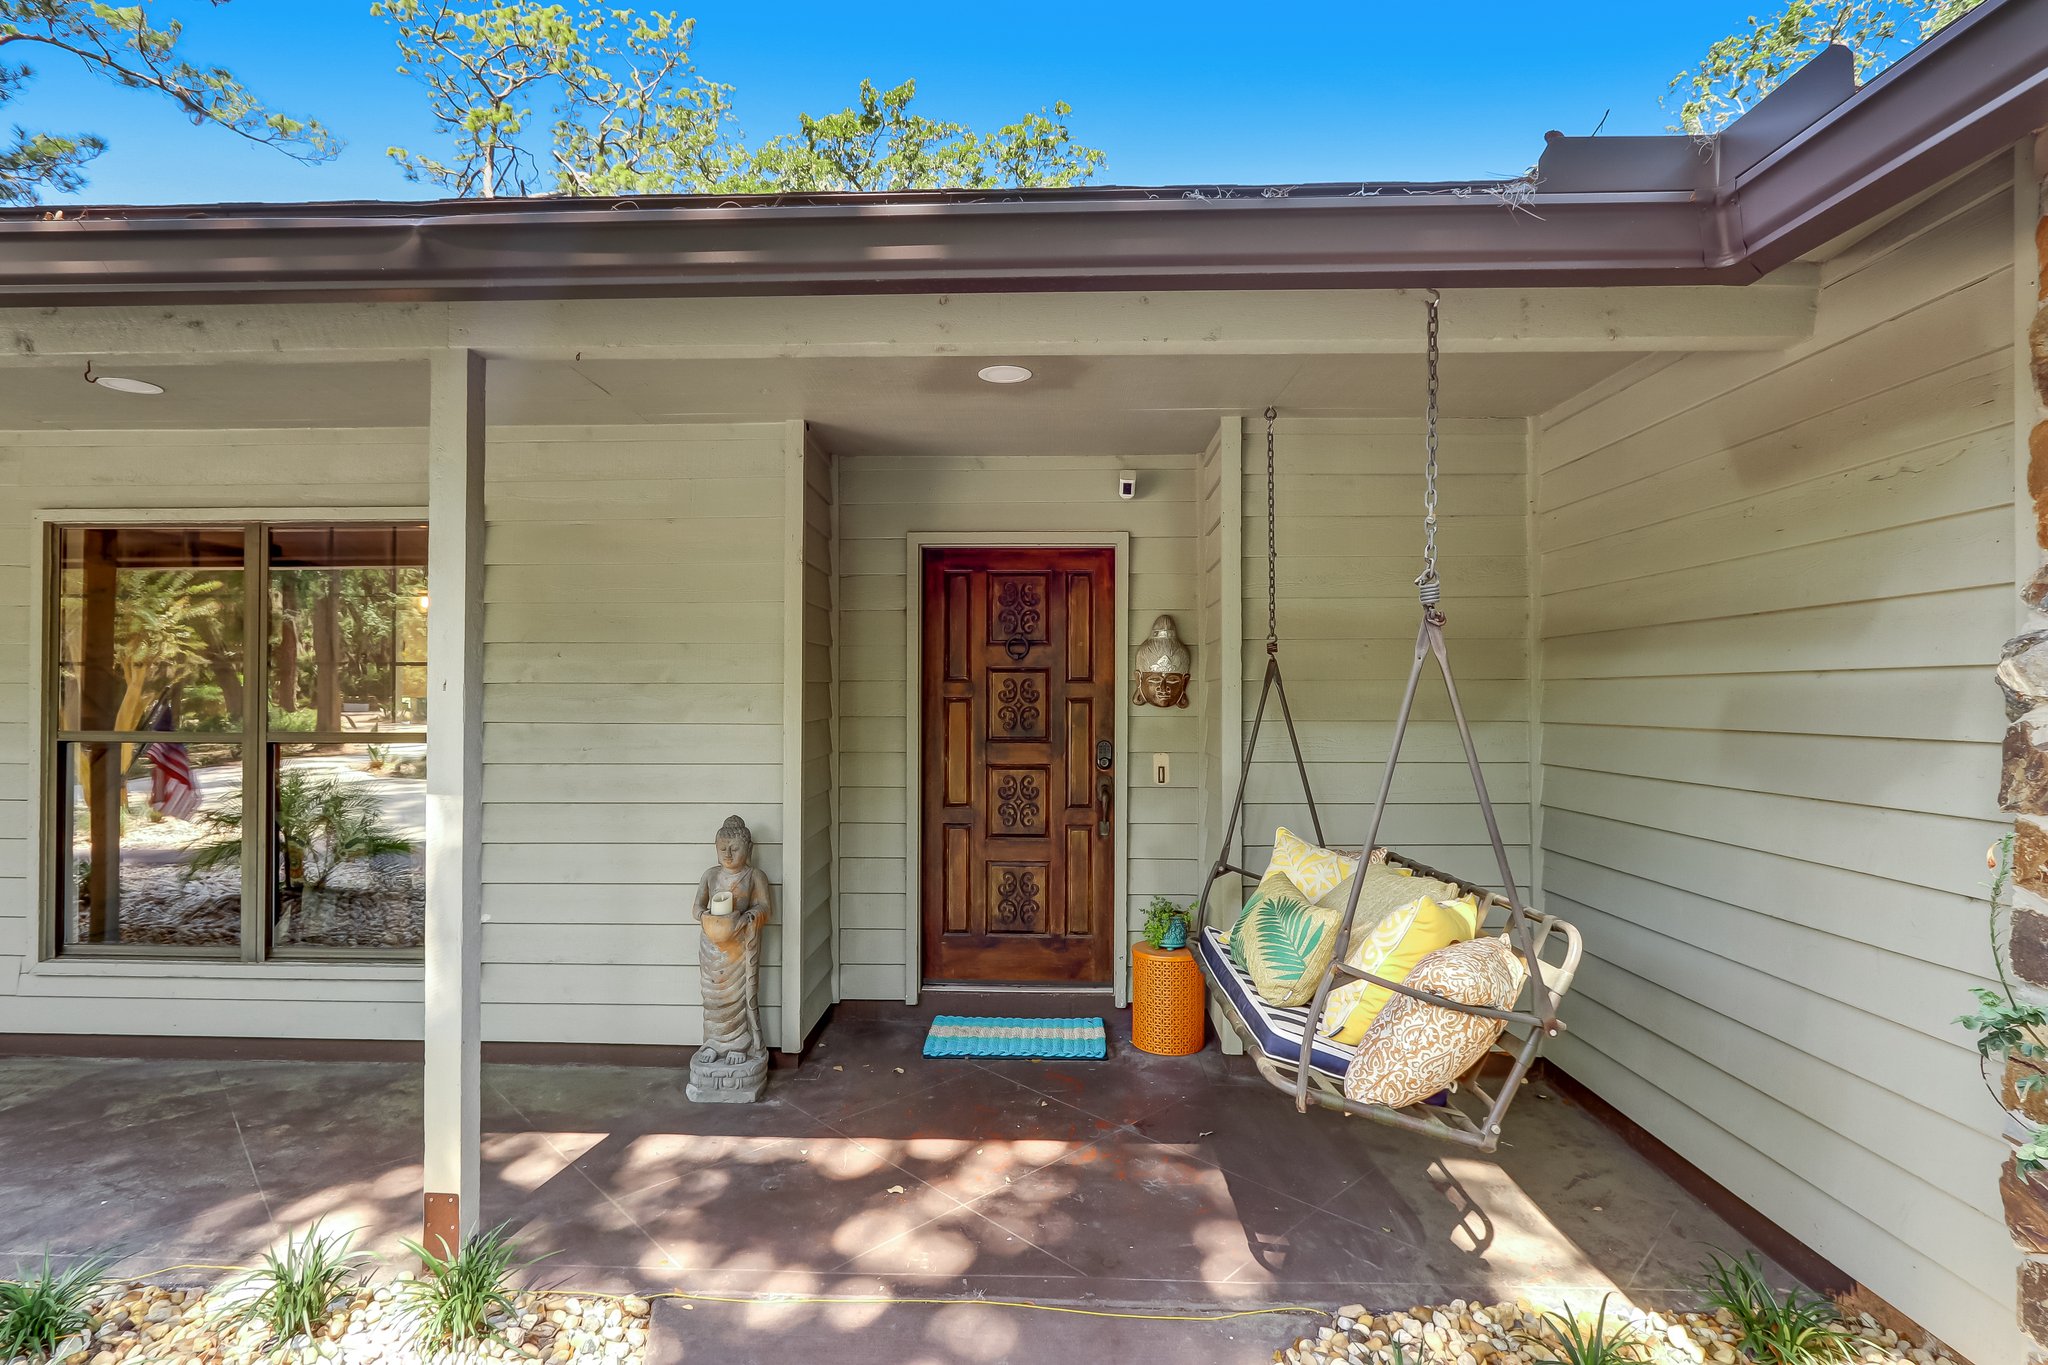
[1319,893,1481,1044]
[1268,827,1363,902]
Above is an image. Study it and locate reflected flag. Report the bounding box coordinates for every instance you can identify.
[143,700,200,821]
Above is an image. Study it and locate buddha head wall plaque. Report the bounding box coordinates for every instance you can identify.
[1133,614,1191,708]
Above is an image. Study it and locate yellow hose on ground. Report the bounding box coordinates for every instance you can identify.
[116,1266,1332,1325]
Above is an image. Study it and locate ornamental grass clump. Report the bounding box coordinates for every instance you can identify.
[220,1220,366,1345]
[398,1222,537,1350]
[1695,1251,1855,1365]
[1517,1294,1661,1365]
[0,1255,107,1359]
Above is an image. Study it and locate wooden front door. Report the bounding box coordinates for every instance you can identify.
[921,548,1116,984]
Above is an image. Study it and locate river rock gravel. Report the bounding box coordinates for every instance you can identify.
[1270,1299,1964,1365]
[12,1282,652,1365]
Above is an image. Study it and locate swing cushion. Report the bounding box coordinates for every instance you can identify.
[1197,925,1359,1077]
[1228,870,1342,1007]
[1319,891,1483,1045]
[1344,935,1528,1109]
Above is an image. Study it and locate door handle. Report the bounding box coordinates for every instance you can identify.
[1097,777,1113,837]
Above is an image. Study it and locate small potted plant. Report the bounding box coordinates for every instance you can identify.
[1142,895,1191,951]
[1133,895,1203,1054]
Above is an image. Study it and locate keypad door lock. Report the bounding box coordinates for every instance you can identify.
[1095,740,1114,771]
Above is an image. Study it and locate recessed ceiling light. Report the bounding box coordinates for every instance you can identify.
[83,364,163,396]
[91,375,165,395]
[977,364,1033,385]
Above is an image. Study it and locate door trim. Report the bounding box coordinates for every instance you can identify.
[903,532,1131,1007]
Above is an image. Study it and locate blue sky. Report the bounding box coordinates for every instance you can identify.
[18,0,1779,204]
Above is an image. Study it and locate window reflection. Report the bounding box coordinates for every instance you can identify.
[59,739,242,949]
[49,521,427,958]
[270,743,426,950]
[56,526,245,733]
[268,525,428,733]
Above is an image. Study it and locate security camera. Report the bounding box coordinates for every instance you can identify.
[1118,470,1137,500]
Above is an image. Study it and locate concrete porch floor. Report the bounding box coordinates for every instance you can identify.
[0,998,1793,1364]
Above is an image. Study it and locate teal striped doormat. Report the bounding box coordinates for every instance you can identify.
[922,1015,1108,1060]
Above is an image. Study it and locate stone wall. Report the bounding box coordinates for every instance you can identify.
[1999,132,2048,1361]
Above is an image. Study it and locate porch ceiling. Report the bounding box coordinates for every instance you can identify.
[2,349,1644,456]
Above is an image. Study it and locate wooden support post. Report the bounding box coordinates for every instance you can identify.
[779,422,807,1055]
[422,349,485,1253]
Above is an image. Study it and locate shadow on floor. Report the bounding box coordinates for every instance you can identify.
[0,998,1791,1363]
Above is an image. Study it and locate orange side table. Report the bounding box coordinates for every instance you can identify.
[1132,941,1207,1056]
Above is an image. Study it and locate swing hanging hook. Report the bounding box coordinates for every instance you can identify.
[1415,292,1443,620]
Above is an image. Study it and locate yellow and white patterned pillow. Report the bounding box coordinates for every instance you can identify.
[1268,827,1366,902]
[1319,892,1480,1045]
[1343,935,1528,1110]
[1322,861,1463,924]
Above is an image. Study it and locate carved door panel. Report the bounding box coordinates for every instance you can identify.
[921,548,1116,984]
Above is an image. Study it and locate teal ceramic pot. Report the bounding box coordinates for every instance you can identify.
[1159,917,1189,951]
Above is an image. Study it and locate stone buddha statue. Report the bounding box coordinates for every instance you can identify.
[688,815,773,1103]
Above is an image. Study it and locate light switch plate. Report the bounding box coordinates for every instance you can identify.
[1152,752,1170,785]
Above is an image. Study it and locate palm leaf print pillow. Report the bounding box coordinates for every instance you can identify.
[1228,869,1342,1007]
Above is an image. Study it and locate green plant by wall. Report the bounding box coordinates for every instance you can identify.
[0,1255,107,1358]
[1956,834,2048,1174]
[397,1223,541,1349]
[218,1221,366,1345]
[1516,1294,1659,1364]
[1141,895,1191,949]
[1694,1251,1853,1365]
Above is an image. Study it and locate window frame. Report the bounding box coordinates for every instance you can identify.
[35,508,429,966]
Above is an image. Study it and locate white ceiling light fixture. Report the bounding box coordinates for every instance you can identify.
[82,362,164,396]
[976,363,1033,385]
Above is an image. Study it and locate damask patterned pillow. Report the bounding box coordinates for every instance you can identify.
[1228,868,1342,1007]
[1343,935,1527,1109]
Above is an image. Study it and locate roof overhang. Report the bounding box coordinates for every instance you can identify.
[0,0,2042,306]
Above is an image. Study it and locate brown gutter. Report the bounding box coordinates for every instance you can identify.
[1726,0,2048,275]
[0,191,1720,303]
[0,0,2039,306]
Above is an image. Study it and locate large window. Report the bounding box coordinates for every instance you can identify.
[49,522,428,959]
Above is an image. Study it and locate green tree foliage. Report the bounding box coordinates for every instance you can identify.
[1666,0,1987,135]
[373,1,1103,197]
[104,569,225,731]
[0,1,340,205]
[730,78,1102,193]
[372,0,735,196]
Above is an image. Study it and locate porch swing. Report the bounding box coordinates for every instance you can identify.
[1191,294,1583,1154]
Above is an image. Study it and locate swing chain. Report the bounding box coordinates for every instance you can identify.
[1415,291,1443,618]
[1264,405,1279,656]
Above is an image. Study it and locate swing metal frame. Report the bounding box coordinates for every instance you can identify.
[1191,299,1583,1154]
